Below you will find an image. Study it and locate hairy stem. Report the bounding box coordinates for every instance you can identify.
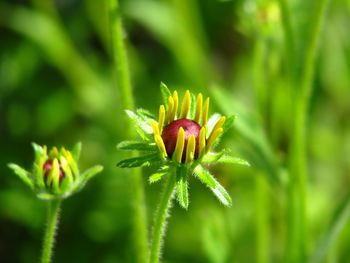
[149,173,176,263]
[108,1,148,262]
[41,199,61,263]
[287,0,330,262]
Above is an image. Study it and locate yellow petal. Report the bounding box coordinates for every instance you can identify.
[180,90,191,119]
[155,135,168,158]
[173,127,185,163]
[202,97,210,127]
[171,91,178,120]
[185,135,196,163]
[211,116,226,135]
[158,105,165,132]
[199,127,206,157]
[150,120,160,136]
[194,93,203,123]
[206,128,223,153]
[167,96,175,123]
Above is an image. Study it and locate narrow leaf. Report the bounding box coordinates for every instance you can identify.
[308,192,350,263]
[194,165,232,206]
[117,153,160,168]
[117,141,157,151]
[81,165,104,181]
[209,154,250,166]
[194,165,216,188]
[8,163,33,188]
[149,166,171,183]
[176,167,189,209]
[160,82,171,109]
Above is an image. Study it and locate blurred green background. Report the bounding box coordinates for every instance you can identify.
[1,0,350,262]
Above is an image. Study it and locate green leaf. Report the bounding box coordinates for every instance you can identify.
[117,141,157,152]
[194,165,232,207]
[160,82,171,109]
[308,192,350,263]
[176,167,189,209]
[125,110,153,140]
[188,93,196,120]
[149,166,171,183]
[8,163,33,188]
[117,153,160,168]
[72,142,82,160]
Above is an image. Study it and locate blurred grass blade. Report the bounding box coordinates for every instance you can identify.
[117,153,160,168]
[210,85,281,184]
[308,192,350,263]
[117,141,157,151]
[8,163,33,188]
[176,167,189,209]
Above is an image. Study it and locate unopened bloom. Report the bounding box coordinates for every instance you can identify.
[117,83,249,208]
[8,143,103,200]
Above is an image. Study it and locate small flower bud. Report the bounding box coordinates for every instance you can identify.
[162,119,201,161]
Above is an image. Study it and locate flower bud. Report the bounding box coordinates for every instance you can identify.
[161,119,201,161]
[8,142,103,200]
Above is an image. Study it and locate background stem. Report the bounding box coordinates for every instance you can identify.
[287,0,330,262]
[255,174,269,263]
[41,199,61,263]
[150,173,176,263]
[108,0,149,262]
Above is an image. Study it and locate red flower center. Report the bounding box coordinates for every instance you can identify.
[161,118,201,160]
[43,160,65,182]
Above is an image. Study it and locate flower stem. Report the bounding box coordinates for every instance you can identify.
[108,1,149,262]
[150,173,176,263]
[41,199,61,263]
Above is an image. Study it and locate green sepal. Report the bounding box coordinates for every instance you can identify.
[80,165,104,183]
[202,152,225,163]
[8,163,33,188]
[59,174,72,195]
[72,165,103,194]
[126,110,153,140]
[32,142,46,163]
[36,192,56,200]
[117,141,157,152]
[188,93,196,120]
[194,165,232,207]
[52,160,61,194]
[72,142,82,161]
[117,153,160,168]
[160,82,171,109]
[149,166,171,183]
[137,108,156,120]
[221,115,236,135]
[176,166,189,209]
[203,152,250,166]
[34,163,45,188]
